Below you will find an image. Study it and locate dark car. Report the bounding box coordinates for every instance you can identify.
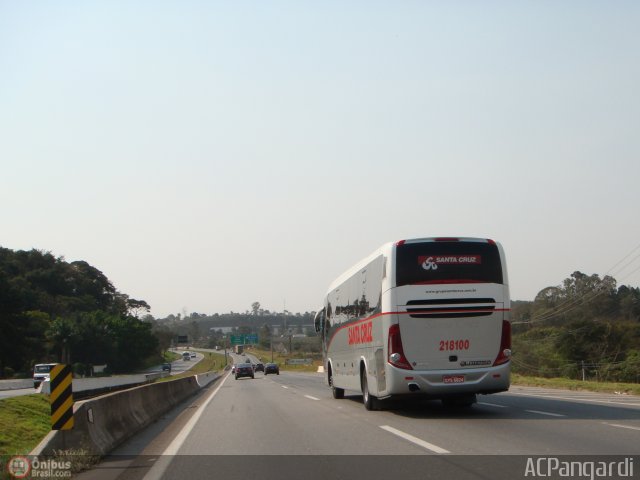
[235,363,254,380]
[264,363,279,375]
[162,363,172,372]
[254,363,265,372]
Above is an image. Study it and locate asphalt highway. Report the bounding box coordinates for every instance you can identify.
[76,370,640,480]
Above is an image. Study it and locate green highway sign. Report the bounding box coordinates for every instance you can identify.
[230,334,259,345]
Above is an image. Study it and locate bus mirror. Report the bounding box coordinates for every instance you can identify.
[314,309,325,333]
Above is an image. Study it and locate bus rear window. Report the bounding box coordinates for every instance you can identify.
[395,241,503,287]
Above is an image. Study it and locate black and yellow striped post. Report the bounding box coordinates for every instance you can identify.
[50,364,74,430]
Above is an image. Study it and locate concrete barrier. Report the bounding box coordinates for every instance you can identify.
[0,379,33,390]
[40,374,152,395]
[31,372,221,457]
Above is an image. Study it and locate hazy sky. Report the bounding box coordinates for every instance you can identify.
[2,2,639,318]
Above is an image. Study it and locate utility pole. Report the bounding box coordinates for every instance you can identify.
[283,300,287,333]
[289,329,293,357]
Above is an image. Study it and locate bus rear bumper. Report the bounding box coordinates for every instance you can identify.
[384,362,510,398]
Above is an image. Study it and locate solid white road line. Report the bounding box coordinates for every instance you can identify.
[379,425,450,454]
[304,395,320,401]
[143,373,230,480]
[603,423,640,432]
[525,410,566,417]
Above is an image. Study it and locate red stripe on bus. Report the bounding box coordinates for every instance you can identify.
[325,309,510,350]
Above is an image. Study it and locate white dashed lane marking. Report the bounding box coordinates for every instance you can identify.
[526,410,566,417]
[380,425,450,454]
[603,423,640,432]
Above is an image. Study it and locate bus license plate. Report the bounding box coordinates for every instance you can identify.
[443,375,465,384]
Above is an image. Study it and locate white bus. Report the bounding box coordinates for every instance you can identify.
[314,237,511,410]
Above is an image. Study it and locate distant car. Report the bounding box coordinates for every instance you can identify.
[33,363,59,388]
[264,363,279,375]
[190,352,196,358]
[254,363,265,372]
[235,363,254,380]
[162,363,172,372]
[183,352,191,361]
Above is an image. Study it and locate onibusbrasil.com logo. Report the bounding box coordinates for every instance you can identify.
[6,456,72,479]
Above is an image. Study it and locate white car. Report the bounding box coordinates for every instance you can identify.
[33,363,58,388]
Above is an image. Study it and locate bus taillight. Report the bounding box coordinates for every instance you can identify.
[493,320,512,366]
[388,324,413,370]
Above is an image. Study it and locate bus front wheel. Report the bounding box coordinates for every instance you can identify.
[329,367,344,399]
[361,369,378,410]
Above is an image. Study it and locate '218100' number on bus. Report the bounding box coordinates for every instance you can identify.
[439,339,470,351]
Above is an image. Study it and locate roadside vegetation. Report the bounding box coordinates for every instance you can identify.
[0,248,167,379]
[511,373,640,395]
[511,271,640,384]
[0,394,50,456]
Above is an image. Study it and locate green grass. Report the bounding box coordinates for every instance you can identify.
[512,373,640,395]
[243,346,322,373]
[163,350,181,362]
[0,351,227,463]
[155,350,228,382]
[0,395,51,456]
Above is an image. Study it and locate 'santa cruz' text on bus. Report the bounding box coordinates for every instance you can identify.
[348,321,373,345]
[418,255,482,269]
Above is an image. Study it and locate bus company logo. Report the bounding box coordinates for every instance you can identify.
[348,321,373,345]
[420,257,438,270]
[6,456,30,478]
[419,255,482,270]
